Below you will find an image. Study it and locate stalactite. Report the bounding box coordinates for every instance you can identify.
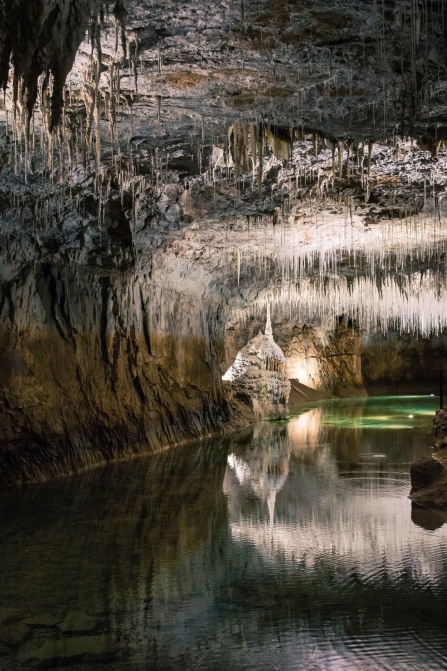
[1,0,447,350]
[338,141,343,178]
[257,123,263,195]
[367,141,373,176]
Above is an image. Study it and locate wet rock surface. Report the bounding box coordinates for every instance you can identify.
[0,259,254,486]
[433,409,447,450]
[410,457,445,492]
[410,410,447,509]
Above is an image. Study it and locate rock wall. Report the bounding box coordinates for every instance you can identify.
[0,261,253,486]
[282,319,364,397]
[361,332,447,394]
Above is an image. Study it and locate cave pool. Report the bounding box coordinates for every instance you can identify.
[1,395,447,671]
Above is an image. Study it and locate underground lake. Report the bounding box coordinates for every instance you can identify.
[1,395,446,671]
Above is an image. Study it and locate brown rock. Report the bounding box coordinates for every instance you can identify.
[410,457,445,492]
[0,621,30,647]
[433,409,447,447]
[59,611,97,633]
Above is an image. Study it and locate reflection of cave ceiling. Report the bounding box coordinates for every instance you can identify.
[1,0,447,335]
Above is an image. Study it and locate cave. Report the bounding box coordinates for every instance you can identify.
[1,0,447,668]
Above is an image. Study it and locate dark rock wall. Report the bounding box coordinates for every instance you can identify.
[361,332,447,394]
[0,261,244,486]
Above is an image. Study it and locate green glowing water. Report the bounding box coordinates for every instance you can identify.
[0,395,446,671]
[291,394,439,430]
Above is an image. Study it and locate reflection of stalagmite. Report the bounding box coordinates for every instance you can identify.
[226,423,293,523]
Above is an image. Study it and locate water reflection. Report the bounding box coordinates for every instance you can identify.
[411,502,447,531]
[224,400,447,583]
[1,397,447,671]
[0,441,230,670]
[226,424,293,524]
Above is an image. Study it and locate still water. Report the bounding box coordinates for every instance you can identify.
[1,396,447,670]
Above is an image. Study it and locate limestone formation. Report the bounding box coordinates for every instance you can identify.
[223,308,290,418]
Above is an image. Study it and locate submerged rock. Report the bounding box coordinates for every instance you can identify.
[28,635,122,667]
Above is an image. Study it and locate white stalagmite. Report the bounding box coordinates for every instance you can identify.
[223,314,290,418]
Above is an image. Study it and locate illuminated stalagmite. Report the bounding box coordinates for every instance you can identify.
[223,306,290,418]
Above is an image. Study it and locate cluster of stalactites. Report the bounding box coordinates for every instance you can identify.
[228,121,377,186]
[0,0,126,135]
[235,268,447,339]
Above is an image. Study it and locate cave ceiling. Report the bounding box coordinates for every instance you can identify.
[1,0,447,335]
